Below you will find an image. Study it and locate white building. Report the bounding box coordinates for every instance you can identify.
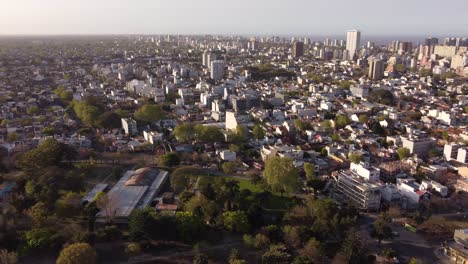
[346,29,361,59]
[219,150,236,161]
[121,118,137,136]
[143,131,164,145]
[350,162,380,182]
[396,178,429,205]
[444,143,460,161]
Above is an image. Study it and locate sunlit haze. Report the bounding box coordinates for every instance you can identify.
[1,0,468,36]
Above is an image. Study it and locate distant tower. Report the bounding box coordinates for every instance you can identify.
[292,41,304,58]
[368,57,384,80]
[210,61,225,81]
[346,29,361,59]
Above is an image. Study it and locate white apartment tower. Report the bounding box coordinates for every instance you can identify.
[346,29,361,59]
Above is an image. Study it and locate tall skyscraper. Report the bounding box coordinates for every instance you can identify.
[425,37,439,46]
[346,29,361,59]
[210,60,225,80]
[368,58,384,80]
[292,41,304,58]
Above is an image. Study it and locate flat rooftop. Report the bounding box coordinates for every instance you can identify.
[96,168,169,221]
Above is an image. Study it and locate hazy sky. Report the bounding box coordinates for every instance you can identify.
[1,0,467,36]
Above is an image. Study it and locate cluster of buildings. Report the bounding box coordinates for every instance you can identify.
[1,31,468,219]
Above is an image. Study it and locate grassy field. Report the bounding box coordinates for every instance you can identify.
[226,177,297,211]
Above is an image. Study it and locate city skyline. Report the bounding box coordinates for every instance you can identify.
[1,0,468,36]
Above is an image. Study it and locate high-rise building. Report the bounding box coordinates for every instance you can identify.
[292,41,304,58]
[207,53,217,70]
[399,42,413,53]
[210,60,225,80]
[368,57,384,80]
[202,50,209,67]
[346,29,361,59]
[425,37,439,46]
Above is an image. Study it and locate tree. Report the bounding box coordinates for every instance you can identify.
[321,120,333,131]
[395,64,406,73]
[6,133,18,143]
[125,242,142,257]
[17,138,77,174]
[96,111,121,129]
[335,115,350,129]
[232,125,248,143]
[94,192,116,224]
[134,104,164,123]
[128,208,156,241]
[54,87,73,102]
[158,152,180,167]
[26,106,39,115]
[194,125,224,142]
[170,173,189,193]
[371,214,392,247]
[282,225,302,248]
[184,195,219,224]
[27,202,49,226]
[56,243,97,264]
[263,156,299,195]
[173,123,194,143]
[223,211,250,233]
[262,244,291,264]
[175,211,202,242]
[192,244,208,264]
[339,80,352,90]
[397,147,410,160]
[294,119,310,132]
[24,227,60,250]
[368,89,395,106]
[306,178,326,198]
[358,114,368,124]
[340,231,369,264]
[252,124,265,140]
[229,249,247,264]
[222,162,237,174]
[299,238,322,261]
[0,249,18,264]
[254,233,271,249]
[71,101,101,127]
[348,152,363,164]
[303,162,315,180]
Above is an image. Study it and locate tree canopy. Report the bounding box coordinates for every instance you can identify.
[134,104,164,123]
[56,243,97,264]
[263,156,299,194]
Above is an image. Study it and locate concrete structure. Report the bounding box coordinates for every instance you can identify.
[334,170,382,210]
[434,45,457,58]
[350,85,370,98]
[121,118,137,136]
[444,229,468,264]
[350,162,380,182]
[210,60,225,80]
[368,57,384,80]
[396,178,430,205]
[143,130,163,145]
[96,168,169,223]
[346,30,361,59]
[458,148,468,164]
[293,41,304,58]
[219,150,236,161]
[401,135,434,156]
